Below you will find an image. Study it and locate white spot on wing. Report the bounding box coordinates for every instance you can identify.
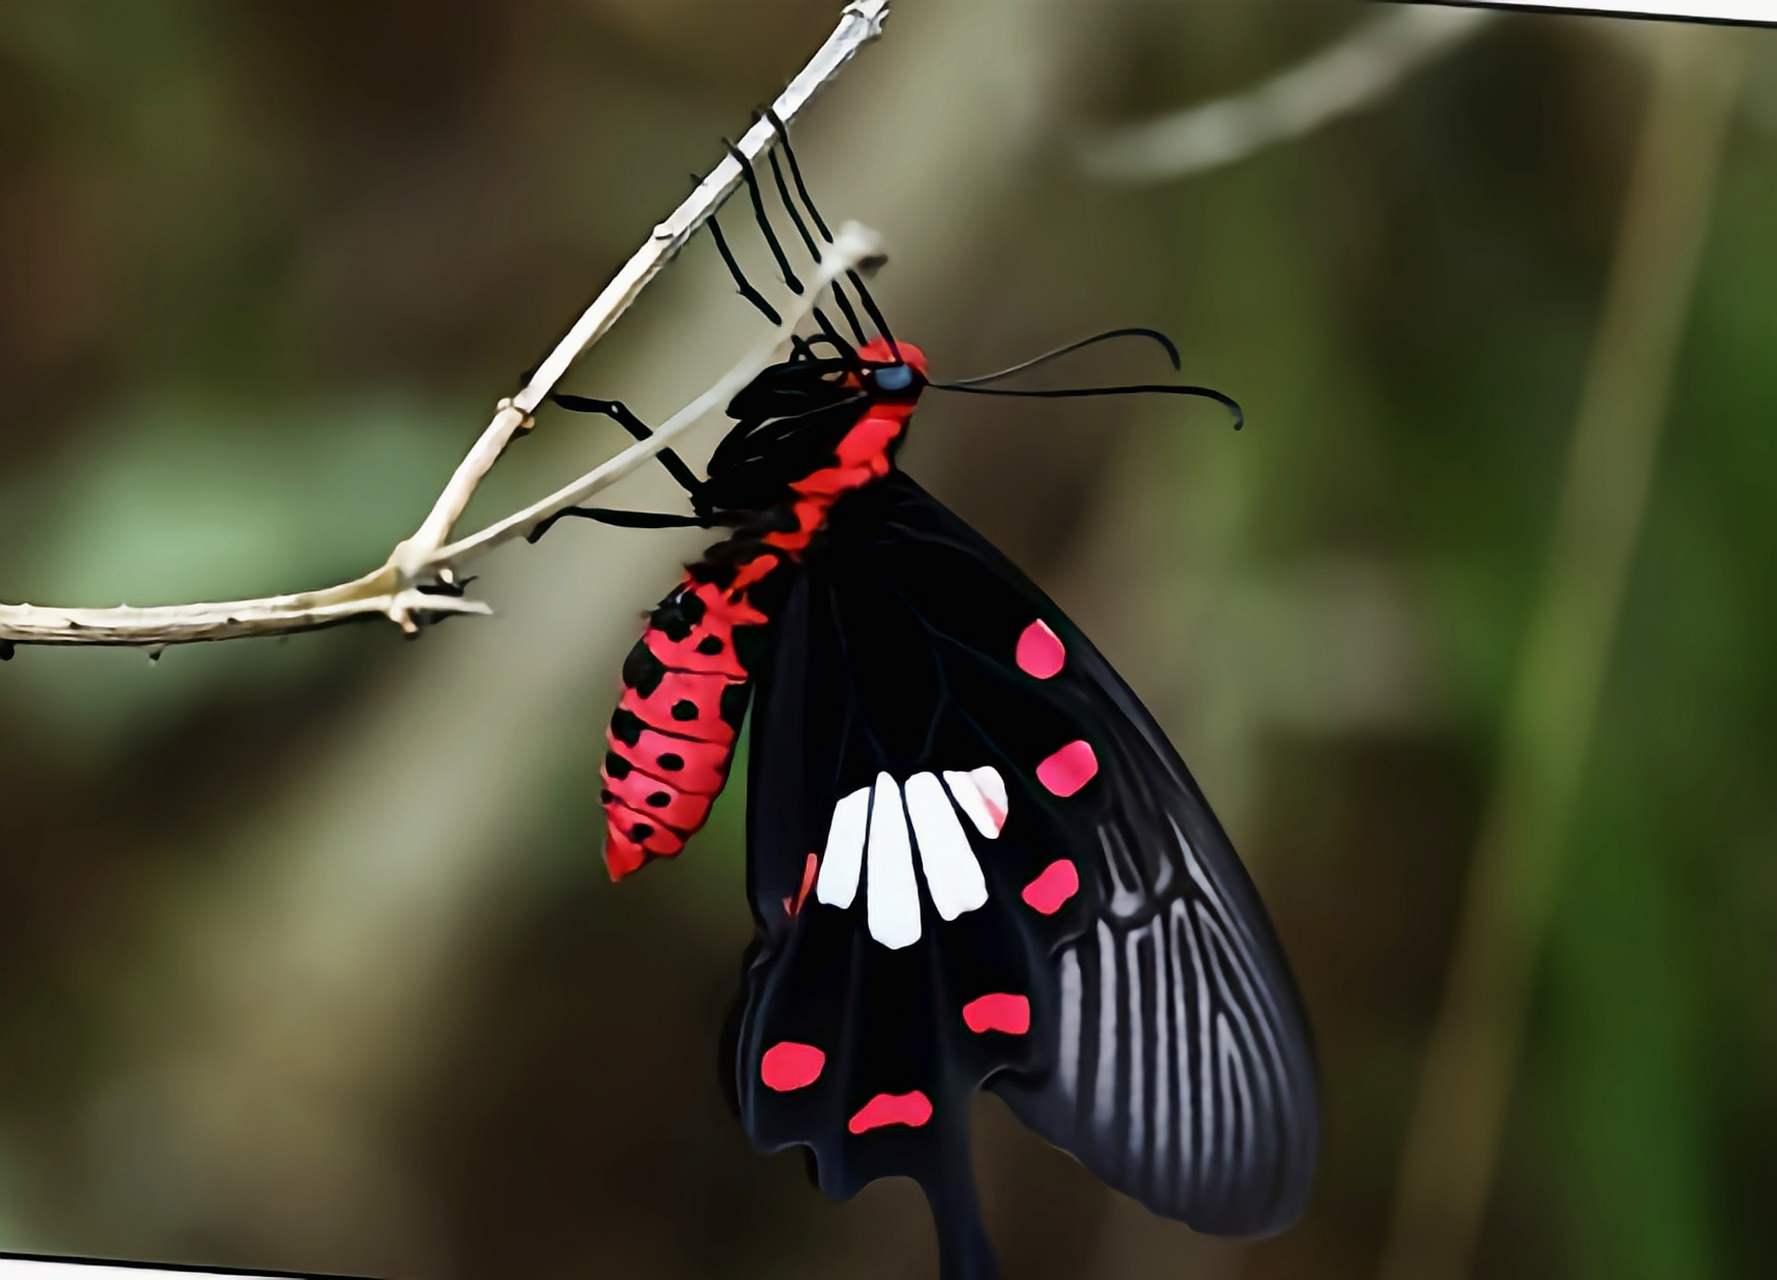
[865,773,921,949]
[904,772,988,921]
[815,786,869,909]
[943,767,1007,839]
[971,766,1008,831]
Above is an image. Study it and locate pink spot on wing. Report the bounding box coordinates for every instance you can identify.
[962,993,1031,1035]
[1021,859,1080,914]
[1015,619,1066,679]
[1036,740,1098,797]
[848,1090,934,1133]
[979,785,1007,834]
[760,1042,826,1092]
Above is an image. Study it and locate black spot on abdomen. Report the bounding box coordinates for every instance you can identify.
[610,709,645,746]
[622,639,667,697]
[720,682,752,730]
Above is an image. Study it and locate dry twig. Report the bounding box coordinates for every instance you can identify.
[0,0,890,652]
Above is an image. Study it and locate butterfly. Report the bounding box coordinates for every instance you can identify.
[540,117,1318,1280]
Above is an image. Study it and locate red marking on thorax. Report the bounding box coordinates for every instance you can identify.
[761,1042,826,1092]
[1016,619,1066,679]
[1036,739,1098,797]
[848,1090,933,1133]
[1021,859,1080,915]
[962,993,1031,1035]
[765,409,914,554]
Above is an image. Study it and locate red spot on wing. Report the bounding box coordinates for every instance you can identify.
[1036,740,1098,797]
[761,1042,826,1092]
[1021,859,1080,915]
[1015,620,1066,679]
[962,993,1031,1035]
[847,1090,934,1134]
[783,852,820,917]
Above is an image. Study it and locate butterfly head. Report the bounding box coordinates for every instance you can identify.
[854,336,928,403]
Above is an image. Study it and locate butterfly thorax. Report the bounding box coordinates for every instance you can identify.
[598,338,926,878]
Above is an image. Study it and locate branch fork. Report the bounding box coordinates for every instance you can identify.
[0,0,891,653]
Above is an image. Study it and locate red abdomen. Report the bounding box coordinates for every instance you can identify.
[600,571,770,878]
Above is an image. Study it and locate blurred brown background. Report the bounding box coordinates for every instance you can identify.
[2,2,1775,1278]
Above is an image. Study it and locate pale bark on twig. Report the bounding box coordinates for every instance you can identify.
[0,0,890,651]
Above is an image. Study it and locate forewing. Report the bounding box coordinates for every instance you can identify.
[733,471,1317,1243]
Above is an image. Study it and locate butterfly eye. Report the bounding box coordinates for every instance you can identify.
[871,364,915,392]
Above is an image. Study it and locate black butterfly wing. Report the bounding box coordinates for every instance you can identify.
[732,472,1317,1276]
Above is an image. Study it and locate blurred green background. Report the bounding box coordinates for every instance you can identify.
[2,2,1774,1278]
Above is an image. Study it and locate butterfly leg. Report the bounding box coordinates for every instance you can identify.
[753,122,869,346]
[763,111,896,355]
[725,139,805,297]
[525,506,725,545]
[764,109,834,243]
[705,135,865,363]
[757,113,868,345]
[708,212,785,326]
[550,393,706,500]
[709,209,855,362]
[726,137,875,357]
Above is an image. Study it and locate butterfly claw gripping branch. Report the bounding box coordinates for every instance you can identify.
[0,0,893,656]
